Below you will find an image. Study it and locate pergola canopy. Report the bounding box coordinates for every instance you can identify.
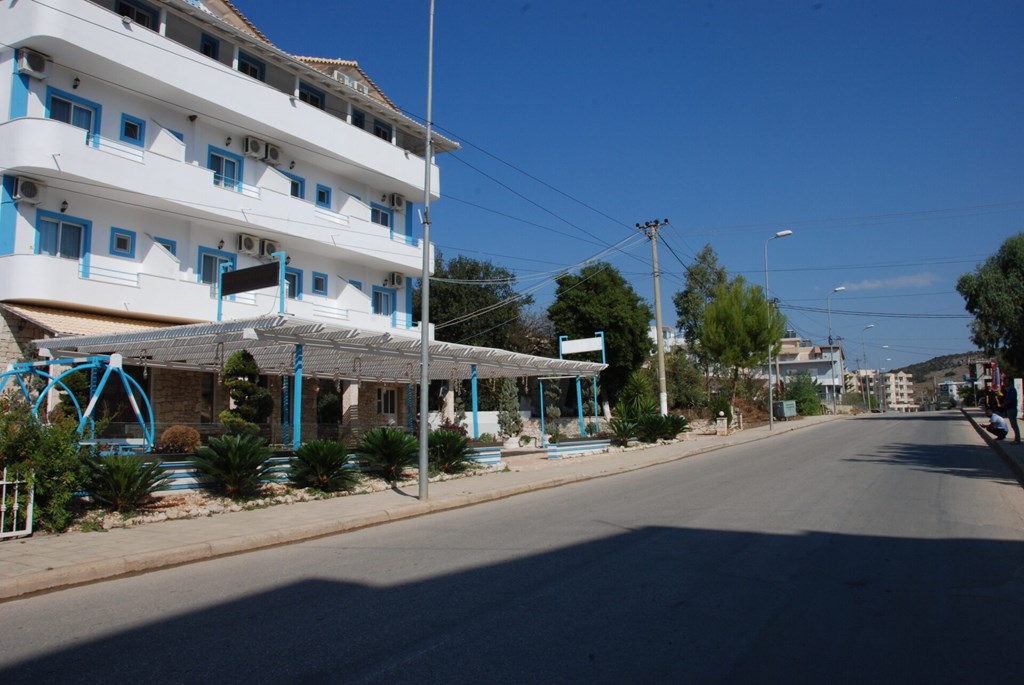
[35,315,606,384]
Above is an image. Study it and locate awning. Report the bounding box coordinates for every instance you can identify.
[2,303,175,337]
[34,314,606,383]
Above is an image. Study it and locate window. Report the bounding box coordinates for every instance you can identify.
[371,204,392,228]
[198,246,235,284]
[298,82,325,110]
[282,171,305,199]
[109,228,136,258]
[351,108,365,130]
[315,184,332,209]
[312,272,328,296]
[169,130,184,143]
[208,147,243,190]
[373,119,393,142]
[284,267,302,300]
[47,88,100,136]
[116,0,158,30]
[372,287,394,316]
[237,51,265,81]
[38,217,84,260]
[349,280,362,292]
[377,388,396,416]
[200,33,219,60]
[119,113,146,147]
[154,237,176,255]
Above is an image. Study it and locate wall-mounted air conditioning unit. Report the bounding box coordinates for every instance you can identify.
[388,193,406,209]
[331,70,353,87]
[388,272,405,288]
[237,233,259,255]
[243,136,265,158]
[17,49,50,79]
[260,239,281,258]
[263,144,282,166]
[13,177,45,204]
[353,82,369,95]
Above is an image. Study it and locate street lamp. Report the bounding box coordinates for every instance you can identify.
[765,229,793,430]
[860,324,874,407]
[827,286,845,415]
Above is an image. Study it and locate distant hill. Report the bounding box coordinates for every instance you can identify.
[894,352,983,388]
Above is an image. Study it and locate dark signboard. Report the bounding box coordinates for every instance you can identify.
[221,263,280,296]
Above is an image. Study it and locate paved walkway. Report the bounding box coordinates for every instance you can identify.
[962,406,1024,484]
[1,414,844,600]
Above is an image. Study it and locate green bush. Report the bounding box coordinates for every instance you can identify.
[192,433,270,499]
[608,417,637,446]
[476,432,497,444]
[0,397,87,532]
[290,440,358,492]
[84,454,169,512]
[428,430,475,475]
[157,425,201,453]
[359,427,419,483]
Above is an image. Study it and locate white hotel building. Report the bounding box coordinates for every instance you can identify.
[0,0,462,436]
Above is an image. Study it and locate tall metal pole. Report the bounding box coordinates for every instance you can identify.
[764,230,793,430]
[860,324,874,408]
[417,0,435,501]
[827,286,845,415]
[636,219,669,416]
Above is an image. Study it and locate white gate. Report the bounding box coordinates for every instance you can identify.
[1,468,34,540]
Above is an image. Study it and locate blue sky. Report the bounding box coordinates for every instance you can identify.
[238,0,1023,372]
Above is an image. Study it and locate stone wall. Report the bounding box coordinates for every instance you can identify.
[0,308,46,364]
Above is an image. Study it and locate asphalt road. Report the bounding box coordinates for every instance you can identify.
[2,411,1023,684]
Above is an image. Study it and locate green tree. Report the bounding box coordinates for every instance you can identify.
[784,371,822,416]
[655,348,707,410]
[219,350,273,434]
[701,275,787,405]
[672,244,728,382]
[547,262,653,403]
[414,251,533,350]
[497,377,523,438]
[957,233,1024,375]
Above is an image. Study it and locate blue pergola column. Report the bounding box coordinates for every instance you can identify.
[575,375,585,436]
[292,344,303,450]
[471,364,479,439]
[539,378,546,447]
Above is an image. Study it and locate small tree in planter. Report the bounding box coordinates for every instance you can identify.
[497,377,523,446]
[219,350,273,435]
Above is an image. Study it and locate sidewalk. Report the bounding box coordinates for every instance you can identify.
[962,406,1024,485]
[0,416,840,600]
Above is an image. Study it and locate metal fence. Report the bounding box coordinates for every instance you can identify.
[1,468,34,540]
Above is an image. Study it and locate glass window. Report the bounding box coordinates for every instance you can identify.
[38,218,83,260]
[237,52,265,81]
[371,206,391,228]
[110,228,136,258]
[377,388,396,415]
[282,172,305,199]
[316,185,332,209]
[49,96,94,133]
[351,108,365,130]
[200,251,232,284]
[312,272,328,295]
[208,150,241,190]
[116,0,158,30]
[120,114,146,146]
[298,83,325,110]
[284,269,302,300]
[373,119,392,142]
[200,34,219,60]
[154,237,176,255]
[372,289,393,316]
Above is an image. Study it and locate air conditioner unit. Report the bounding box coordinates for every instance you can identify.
[17,49,50,79]
[388,272,405,288]
[243,136,265,158]
[13,177,45,204]
[237,233,259,255]
[354,82,369,95]
[388,193,406,209]
[331,70,353,87]
[263,144,282,166]
[260,239,281,257]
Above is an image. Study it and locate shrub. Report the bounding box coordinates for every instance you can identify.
[585,421,598,437]
[436,419,468,436]
[192,434,270,499]
[290,440,358,492]
[476,432,497,444]
[497,377,523,438]
[608,417,637,446]
[359,427,419,483]
[157,425,201,453]
[84,454,169,512]
[428,430,475,474]
[220,350,273,434]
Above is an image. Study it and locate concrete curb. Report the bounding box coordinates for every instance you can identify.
[0,416,834,601]
[960,407,1024,487]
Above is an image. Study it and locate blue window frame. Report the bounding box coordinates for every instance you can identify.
[351,108,365,130]
[285,267,303,300]
[298,82,326,110]
[281,171,305,199]
[109,227,136,258]
[119,113,146,147]
[311,272,328,296]
[349,280,362,292]
[237,51,265,81]
[315,184,332,209]
[370,203,392,229]
[169,130,184,143]
[154,236,176,255]
[372,286,397,326]
[116,0,159,30]
[200,33,219,60]
[197,246,236,284]
[373,119,392,142]
[35,209,92,277]
[45,87,102,144]
[207,146,244,191]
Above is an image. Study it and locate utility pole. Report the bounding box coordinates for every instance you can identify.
[636,219,669,416]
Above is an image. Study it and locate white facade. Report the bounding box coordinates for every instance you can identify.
[769,337,846,409]
[0,0,456,337]
[845,369,916,412]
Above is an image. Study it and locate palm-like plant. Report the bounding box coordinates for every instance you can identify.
[608,417,637,446]
[290,439,359,492]
[192,434,270,499]
[359,427,419,483]
[84,454,169,513]
[427,430,475,475]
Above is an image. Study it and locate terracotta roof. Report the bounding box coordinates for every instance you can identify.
[294,56,399,112]
[2,304,176,337]
[207,0,275,46]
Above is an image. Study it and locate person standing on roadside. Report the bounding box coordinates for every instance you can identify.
[1002,382,1021,444]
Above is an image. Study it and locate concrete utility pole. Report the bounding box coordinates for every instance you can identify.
[417,0,436,501]
[636,219,670,416]
[764,229,793,430]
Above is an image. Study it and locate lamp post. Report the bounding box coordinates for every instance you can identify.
[764,229,793,430]
[860,324,874,408]
[827,286,845,415]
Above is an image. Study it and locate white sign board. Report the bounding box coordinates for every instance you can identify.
[561,336,604,355]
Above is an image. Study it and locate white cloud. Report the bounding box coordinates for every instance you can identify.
[840,273,940,291]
